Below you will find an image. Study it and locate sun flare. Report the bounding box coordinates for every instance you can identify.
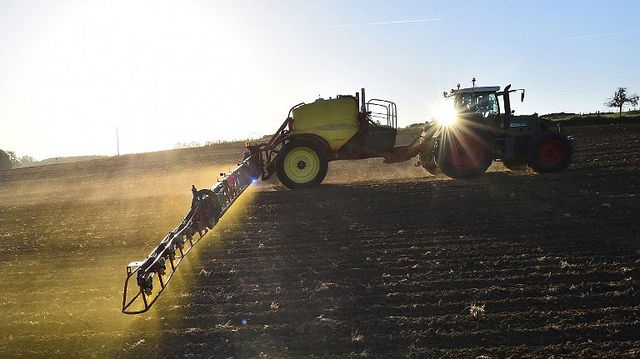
[434,100,459,127]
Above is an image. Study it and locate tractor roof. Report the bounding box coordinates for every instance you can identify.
[454,86,501,94]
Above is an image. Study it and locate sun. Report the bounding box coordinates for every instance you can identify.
[434,100,459,127]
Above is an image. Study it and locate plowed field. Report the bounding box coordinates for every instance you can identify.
[0,124,638,358]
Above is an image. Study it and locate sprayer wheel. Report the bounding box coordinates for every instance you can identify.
[276,139,328,189]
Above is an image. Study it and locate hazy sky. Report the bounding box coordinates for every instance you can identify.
[1,0,639,160]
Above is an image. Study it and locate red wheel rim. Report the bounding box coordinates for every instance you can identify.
[538,140,565,166]
[446,132,486,169]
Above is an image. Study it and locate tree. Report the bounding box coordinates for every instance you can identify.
[19,155,36,166]
[0,150,22,170]
[0,150,12,170]
[605,87,639,116]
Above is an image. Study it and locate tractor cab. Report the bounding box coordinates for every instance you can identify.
[449,86,501,119]
[444,81,526,134]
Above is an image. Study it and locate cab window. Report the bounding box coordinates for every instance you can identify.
[456,93,499,117]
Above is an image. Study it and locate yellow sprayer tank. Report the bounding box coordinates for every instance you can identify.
[290,96,359,151]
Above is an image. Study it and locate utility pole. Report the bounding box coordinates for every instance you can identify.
[116,126,120,156]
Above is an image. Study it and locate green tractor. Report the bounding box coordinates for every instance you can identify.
[249,81,574,189]
[419,79,574,179]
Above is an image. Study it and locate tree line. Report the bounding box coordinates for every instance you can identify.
[0,150,36,170]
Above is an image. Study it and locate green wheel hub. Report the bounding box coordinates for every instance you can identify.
[283,147,320,184]
[276,139,328,189]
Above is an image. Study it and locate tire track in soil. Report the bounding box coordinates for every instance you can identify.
[151,125,639,358]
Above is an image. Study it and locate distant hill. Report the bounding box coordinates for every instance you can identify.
[11,141,250,169]
[38,156,109,166]
[542,110,640,125]
[9,111,639,170]
[11,155,109,169]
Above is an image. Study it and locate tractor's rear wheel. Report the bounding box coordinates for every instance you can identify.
[527,131,572,173]
[436,128,493,179]
[276,139,328,189]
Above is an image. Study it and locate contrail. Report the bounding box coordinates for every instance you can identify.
[317,18,443,29]
[566,30,639,40]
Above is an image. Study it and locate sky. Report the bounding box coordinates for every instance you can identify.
[1,0,639,160]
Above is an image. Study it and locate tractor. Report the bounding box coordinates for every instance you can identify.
[248,80,574,189]
[419,79,574,179]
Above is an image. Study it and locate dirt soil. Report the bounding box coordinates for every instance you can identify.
[1,124,639,358]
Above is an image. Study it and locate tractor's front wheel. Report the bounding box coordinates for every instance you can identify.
[436,128,493,179]
[527,131,572,173]
[418,139,441,175]
[276,139,328,189]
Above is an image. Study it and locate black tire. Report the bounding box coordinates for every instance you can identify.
[527,131,572,173]
[418,139,442,175]
[276,139,328,189]
[436,127,493,179]
[196,189,222,224]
